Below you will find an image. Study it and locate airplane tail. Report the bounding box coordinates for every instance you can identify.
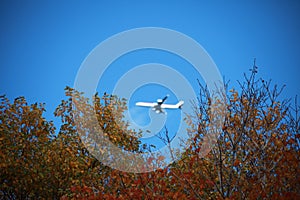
[176,100,184,109]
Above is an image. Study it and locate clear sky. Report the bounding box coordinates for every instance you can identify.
[1,1,300,149]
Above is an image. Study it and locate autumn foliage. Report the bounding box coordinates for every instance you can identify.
[1,67,299,199]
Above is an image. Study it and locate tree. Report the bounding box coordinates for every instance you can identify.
[0,87,143,199]
[1,65,299,199]
[0,96,55,198]
[55,87,143,199]
[183,64,300,199]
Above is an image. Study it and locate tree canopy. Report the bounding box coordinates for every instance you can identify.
[1,68,299,199]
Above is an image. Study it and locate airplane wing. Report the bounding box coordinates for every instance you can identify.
[136,102,156,107]
[161,100,184,109]
[161,95,169,103]
[160,104,178,109]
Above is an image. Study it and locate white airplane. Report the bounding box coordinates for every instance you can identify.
[135,95,184,114]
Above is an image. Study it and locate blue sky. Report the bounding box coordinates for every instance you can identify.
[1,1,300,148]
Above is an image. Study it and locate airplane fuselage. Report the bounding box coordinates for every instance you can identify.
[135,95,184,114]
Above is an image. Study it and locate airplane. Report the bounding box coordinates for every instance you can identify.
[135,95,184,114]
